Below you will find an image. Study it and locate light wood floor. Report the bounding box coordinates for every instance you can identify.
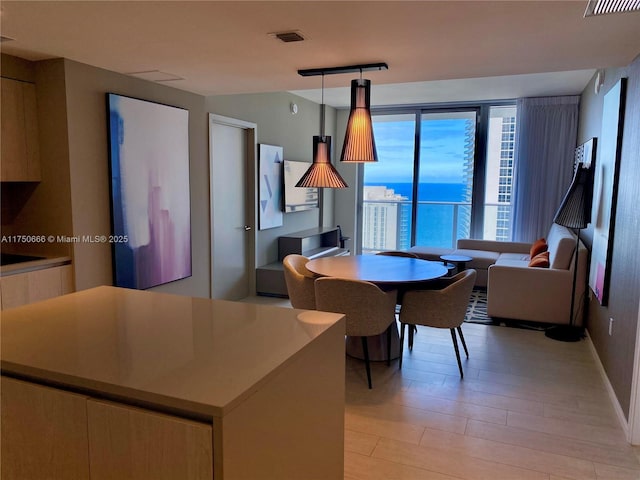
[345,322,640,480]
[241,296,640,479]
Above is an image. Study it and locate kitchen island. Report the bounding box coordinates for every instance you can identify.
[1,286,346,479]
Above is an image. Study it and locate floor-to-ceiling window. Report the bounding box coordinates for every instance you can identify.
[360,103,516,254]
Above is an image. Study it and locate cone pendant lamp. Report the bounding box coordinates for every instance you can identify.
[340,78,378,163]
[296,75,348,189]
[296,135,348,188]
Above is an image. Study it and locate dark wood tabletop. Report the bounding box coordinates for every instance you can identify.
[306,255,448,284]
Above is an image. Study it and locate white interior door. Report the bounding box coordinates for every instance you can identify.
[209,115,256,300]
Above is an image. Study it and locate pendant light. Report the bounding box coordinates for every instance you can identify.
[296,74,348,188]
[340,72,378,163]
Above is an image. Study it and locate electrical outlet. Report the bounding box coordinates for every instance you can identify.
[609,318,614,336]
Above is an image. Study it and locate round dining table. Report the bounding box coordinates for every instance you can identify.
[306,254,448,285]
[306,255,448,361]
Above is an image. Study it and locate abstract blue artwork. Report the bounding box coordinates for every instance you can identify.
[107,93,192,289]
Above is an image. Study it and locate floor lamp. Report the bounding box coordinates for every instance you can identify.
[545,162,593,342]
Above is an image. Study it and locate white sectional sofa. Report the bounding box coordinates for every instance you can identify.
[409,224,588,325]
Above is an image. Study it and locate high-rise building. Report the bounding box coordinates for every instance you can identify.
[361,186,410,252]
[484,106,517,241]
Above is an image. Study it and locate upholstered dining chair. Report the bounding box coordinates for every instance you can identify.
[376,250,420,345]
[398,269,476,378]
[315,278,398,389]
[283,254,317,310]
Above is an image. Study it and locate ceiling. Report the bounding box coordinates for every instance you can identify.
[1,1,639,107]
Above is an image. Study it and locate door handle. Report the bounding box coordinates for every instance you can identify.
[244,225,252,231]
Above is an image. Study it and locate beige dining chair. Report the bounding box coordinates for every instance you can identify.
[315,277,398,389]
[398,269,476,378]
[376,250,420,345]
[283,254,317,310]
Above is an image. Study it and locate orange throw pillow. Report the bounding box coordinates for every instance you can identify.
[529,251,550,268]
[530,238,548,258]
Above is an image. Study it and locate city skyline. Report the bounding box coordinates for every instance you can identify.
[367,116,473,184]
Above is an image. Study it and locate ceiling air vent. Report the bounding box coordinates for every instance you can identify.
[584,0,640,16]
[270,31,305,43]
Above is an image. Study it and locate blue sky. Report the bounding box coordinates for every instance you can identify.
[366,117,473,184]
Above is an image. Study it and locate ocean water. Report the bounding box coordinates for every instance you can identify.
[365,182,470,248]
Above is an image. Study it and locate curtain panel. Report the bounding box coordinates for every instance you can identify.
[511,96,580,242]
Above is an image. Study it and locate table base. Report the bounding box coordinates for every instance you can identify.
[345,323,401,361]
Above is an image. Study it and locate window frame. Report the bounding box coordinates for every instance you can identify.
[357,100,516,252]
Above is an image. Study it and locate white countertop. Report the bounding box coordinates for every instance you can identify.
[0,286,344,418]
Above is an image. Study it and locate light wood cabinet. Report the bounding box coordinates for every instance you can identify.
[1,378,212,480]
[87,400,213,480]
[0,287,346,480]
[0,264,74,310]
[1,377,91,480]
[1,77,41,181]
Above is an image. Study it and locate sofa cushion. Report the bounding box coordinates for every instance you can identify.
[499,252,531,262]
[528,251,550,268]
[547,224,576,269]
[454,249,500,269]
[530,238,548,257]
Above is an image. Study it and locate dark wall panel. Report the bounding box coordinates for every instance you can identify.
[580,55,640,419]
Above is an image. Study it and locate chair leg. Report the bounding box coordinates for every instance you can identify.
[450,328,464,379]
[362,336,372,389]
[386,324,392,367]
[399,323,406,370]
[409,325,417,351]
[456,326,469,358]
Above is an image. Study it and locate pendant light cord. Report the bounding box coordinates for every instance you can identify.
[320,73,325,138]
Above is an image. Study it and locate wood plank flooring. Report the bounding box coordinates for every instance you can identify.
[240,295,640,479]
[345,322,640,480]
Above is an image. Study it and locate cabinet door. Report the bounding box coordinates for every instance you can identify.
[0,77,41,181]
[1,77,27,181]
[1,377,90,480]
[0,272,29,309]
[87,400,213,480]
[28,265,63,303]
[22,82,41,180]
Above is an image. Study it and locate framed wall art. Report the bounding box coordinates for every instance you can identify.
[258,144,284,229]
[283,160,319,213]
[589,78,627,305]
[107,93,192,289]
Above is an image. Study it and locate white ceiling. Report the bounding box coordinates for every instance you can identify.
[1,1,639,107]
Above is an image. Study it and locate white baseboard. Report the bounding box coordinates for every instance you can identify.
[584,330,631,442]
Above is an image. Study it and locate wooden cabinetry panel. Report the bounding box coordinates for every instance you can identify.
[60,264,74,294]
[1,78,27,180]
[87,400,213,480]
[0,264,74,310]
[22,82,41,180]
[0,272,29,309]
[28,265,63,303]
[0,377,90,480]
[0,77,41,181]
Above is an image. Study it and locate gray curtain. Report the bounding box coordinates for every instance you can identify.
[511,96,580,242]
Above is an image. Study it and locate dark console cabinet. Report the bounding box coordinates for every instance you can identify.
[256,227,349,297]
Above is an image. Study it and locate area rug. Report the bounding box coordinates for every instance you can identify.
[464,288,493,324]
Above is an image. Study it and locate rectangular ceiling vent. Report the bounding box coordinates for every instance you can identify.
[270,31,305,43]
[584,0,640,16]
